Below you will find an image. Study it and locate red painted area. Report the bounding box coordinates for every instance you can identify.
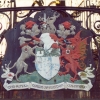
[62,21,71,29]
[59,31,89,82]
[25,21,36,29]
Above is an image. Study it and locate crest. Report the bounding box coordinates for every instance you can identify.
[0,8,96,91]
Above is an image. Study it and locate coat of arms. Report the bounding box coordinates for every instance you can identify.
[0,8,95,91]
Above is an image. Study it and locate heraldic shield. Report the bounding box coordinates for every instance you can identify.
[0,8,96,91]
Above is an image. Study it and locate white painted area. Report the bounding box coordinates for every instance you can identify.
[35,56,60,80]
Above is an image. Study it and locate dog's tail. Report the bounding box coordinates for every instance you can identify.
[9,62,16,69]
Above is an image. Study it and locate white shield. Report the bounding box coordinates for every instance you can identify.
[35,56,60,80]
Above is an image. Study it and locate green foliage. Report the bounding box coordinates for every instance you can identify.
[12,71,84,84]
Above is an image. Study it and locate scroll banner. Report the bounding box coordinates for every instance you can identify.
[4,82,92,91]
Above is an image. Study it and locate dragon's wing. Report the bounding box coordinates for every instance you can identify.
[71,36,89,60]
[67,31,82,44]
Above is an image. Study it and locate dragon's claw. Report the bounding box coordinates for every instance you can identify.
[70,77,77,82]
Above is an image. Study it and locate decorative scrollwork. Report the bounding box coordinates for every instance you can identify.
[0,22,2,30]
[94,20,100,31]
[71,11,82,18]
[0,12,10,31]
[17,0,44,18]
[48,0,60,6]
[0,0,11,8]
[0,12,10,48]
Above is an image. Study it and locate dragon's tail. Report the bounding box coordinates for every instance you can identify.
[75,61,83,70]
